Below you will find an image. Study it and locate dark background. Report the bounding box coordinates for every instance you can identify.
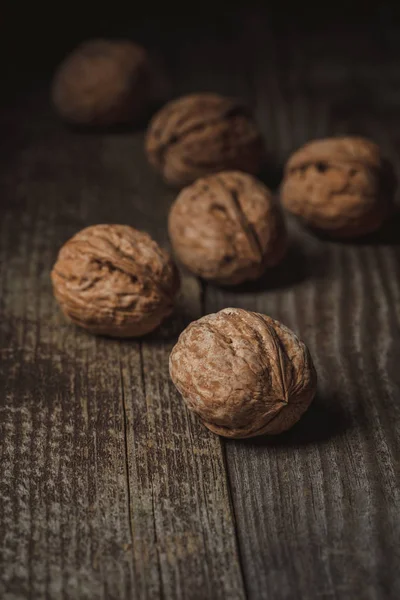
[3,2,400,95]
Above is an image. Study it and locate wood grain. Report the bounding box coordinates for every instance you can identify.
[1,9,400,600]
[202,11,400,600]
[0,101,244,599]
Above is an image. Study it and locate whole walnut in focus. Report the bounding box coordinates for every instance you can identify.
[52,39,153,126]
[281,136,396,237]
[170,308,317,438]
[145,93,264,187]
[168,171,287,285]
[51,225,179,337]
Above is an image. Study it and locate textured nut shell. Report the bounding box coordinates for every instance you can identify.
[51,225,179,337]
[52,40,151,125]
[169,308,317,438]
[145,93,264,187]
[168,171,287,285]
[281,136,395,237]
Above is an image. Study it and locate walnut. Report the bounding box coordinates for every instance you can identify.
[52,39,152,126]
[281,136,396,237]
[170,308,317,438]
[168,171,287,285]
[145,93,264,187]
[51,225,180,337]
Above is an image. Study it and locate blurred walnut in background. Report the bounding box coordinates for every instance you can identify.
[52,39,153,126]
[51,224,179,337]
[168,171,287,285]
[170,308,317,438]
[145,93,264,187]
[281,136,396,237]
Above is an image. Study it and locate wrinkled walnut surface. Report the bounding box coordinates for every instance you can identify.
[170,308,317,438]
[52,39,151,126]
[145,93,264,187]
[168,171,287,285]
[281,136,396,237]
[51,225,179,337]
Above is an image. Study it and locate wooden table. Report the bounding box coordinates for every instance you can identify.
[1,9,400,600]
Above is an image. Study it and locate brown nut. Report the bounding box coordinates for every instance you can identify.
[281,136,396,237]
[52,39,152,126]
[168,171,287,285]
[51,225,180,337]
[170,308,317,438]
[145,93,264,187]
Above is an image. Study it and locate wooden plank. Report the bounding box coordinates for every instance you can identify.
[203,13,400,600]
[0,96,245,599]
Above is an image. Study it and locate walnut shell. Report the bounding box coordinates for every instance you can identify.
[52,39,152,126]
[170,308,317,438]
[51,225,180,337]
[168,171,287,285]
[145,93,264,187]
[281,136,396,237]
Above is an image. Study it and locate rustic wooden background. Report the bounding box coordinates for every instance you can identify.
[1,6,400,600]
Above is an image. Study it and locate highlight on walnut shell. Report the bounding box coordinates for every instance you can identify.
[145,93,264,187]
[168,171,287,285]
[281,136,396,238]
[169,308,317,438]
[51,224,180,337]
[51,39,153,126]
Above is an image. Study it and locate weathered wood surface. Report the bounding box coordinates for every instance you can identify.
[0,100,244,599]
[210,13,400,600]
[1,8,400,600]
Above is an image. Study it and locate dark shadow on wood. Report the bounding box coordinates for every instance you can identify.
[309,211,400,247]
[257,162,284,192]
[140,307,198,344]
[214,240,330,293]
[234,393,351,448]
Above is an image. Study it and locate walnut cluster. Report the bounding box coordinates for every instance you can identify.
[145,93,264,187]
[170,308,317,438]
[49,41,400,439]
[168,171,287,285]
[281,136,396,237]
[52,39,152,126]
[51,225,179,337]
